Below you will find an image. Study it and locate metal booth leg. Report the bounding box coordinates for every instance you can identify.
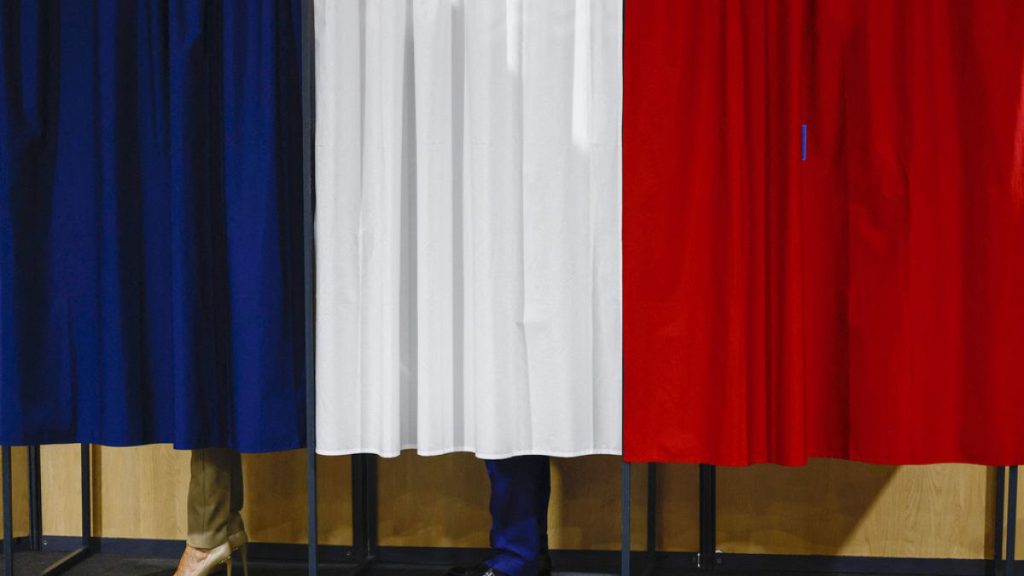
[1007,467,1018,576]
[698,465,716,571]
[622,461,632,576]
[3,446,14,576]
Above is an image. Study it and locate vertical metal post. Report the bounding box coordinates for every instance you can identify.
[301,0,318,573]
[351,453,379,566]
[80,445,90,548]
[366,456,378,559]
[618,2,628,573]
[352,455,367,563]
[27,447,41,552]
[646,463,657,570]
[306,429,318,576]
[1008,467,1018,576]
[998,467,1007,567]
[351,456,361,562]
[3,446,13,576]
[621,462,631,576]
[698,465,716,571]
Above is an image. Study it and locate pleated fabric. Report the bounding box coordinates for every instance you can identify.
[0,0,305,452]
[315,0,622,458]
[624,0,1024,466]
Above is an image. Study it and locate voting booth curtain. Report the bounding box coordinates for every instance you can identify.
[314,0,623,458]
[0,0,306,452]
[624,0,1024,466]
[4,0,1022,466]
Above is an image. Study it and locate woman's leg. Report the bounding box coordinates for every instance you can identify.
[175,448,246,575]
[187,447,244,548]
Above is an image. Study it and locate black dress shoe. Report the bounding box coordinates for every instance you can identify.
[538,553,552,576]
[446,563,508,576]
[446,555,552,576]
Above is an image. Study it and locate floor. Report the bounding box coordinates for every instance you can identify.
[0,552,920,576]
[0,553,349,575]
[0,555,564,576]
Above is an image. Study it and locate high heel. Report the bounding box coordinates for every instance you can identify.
[228,530,249,576]
[175,541,232,576]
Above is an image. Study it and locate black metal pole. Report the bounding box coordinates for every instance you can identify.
[3,446,13,576]
[646,463,657,558]
[998,467,1007,567]
[351,454,379,568]
[301,0,318,573]
[80,444,90,548]
[366,456,378,559]
[352,456,363,562]
[643,463,657,576]
[27,447,41,552]
[698,465,716,571]
[622,461,631,576]
[1008,467,1018,576]
[619,2,627,572]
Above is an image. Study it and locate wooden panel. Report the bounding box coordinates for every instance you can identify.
[717,460,996,559]
[245,452,353,546]
[550,456,648,551]
[35,445,1024,558]
[0,447,30,538]
[377,453,488,548]
[652,464,700,552]
[40,445,84,537]
[41,445,352,546]
[1015,469,1024,558]
[377,454,655,551]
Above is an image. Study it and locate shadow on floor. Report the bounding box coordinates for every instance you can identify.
[0,551,67,573]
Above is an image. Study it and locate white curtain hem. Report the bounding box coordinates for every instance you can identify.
[315,446,623,459]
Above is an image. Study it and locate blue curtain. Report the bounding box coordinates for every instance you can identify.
[0,0,305,452]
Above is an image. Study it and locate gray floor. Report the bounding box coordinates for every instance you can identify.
[56,556,356,575]
[1,553,358,576]
[0,553,911,576]
[0,555,621,576]
[0,551,66,573]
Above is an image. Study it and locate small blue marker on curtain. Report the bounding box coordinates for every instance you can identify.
[801,124,808,161]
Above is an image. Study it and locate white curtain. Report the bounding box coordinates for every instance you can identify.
[314,0,622,458]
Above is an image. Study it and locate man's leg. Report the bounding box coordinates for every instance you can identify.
[485,456,551,576]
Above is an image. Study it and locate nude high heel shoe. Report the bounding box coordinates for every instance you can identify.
[228,530,249,576]
[176,541,233,576]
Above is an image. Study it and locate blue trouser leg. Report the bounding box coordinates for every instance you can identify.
[484,456,551,576]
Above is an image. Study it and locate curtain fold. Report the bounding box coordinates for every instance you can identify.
[624,0,1024,466]
[314,0,622,458]
[0,0,305,452]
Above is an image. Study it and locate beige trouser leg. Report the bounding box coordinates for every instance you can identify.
[187,448,245,549]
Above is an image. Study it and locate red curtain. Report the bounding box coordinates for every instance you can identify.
[624,0,1024,465]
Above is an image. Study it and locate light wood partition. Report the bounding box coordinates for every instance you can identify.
[377,454,667,551]
[716,461,994,558]
[651,464,700,552]
[0,447,29,538]
[32,447,1024,558]
[41,445,352,546]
